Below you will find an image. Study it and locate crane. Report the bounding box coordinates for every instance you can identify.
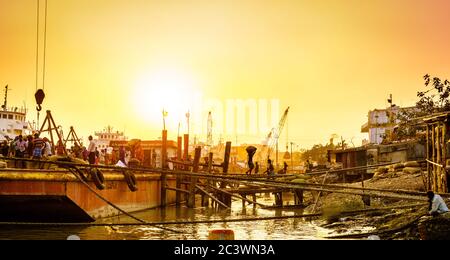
[265,107,290,164]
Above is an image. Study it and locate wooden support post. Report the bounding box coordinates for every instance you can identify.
[294,189,304,206]
[162,130,167,169]
[183,134,190,203]
[203,183,267,207]
[431,125,436,191]
[160,130,168,207]
[274,192,283,206]
[220,142,231,189]
[177,136,182,167]
[187,147,201,208]
[437,124,441,192]
[252,194,257,208]
[223,142,231,173]
[208,152,213,173]
[183,134,189,170]
[176,136,182,205]
[195,184,230,209]
[242,194,246,209]
[160,172,167,207]
[442,122,448,193]
[426,124,430,190]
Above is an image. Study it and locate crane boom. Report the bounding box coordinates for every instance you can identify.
[267,106,289,160]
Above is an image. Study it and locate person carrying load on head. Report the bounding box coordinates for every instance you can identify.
[245,146,257,175]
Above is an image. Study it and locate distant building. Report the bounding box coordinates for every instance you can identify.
[94,126,127,151]
[361,105,416,144]
[110,139,177,168]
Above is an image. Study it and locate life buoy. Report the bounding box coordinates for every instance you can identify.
[90,168,105,190]
[123,170,138,192]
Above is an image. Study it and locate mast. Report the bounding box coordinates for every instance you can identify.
[2,85,8,111]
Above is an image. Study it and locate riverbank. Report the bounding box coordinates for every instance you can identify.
[305,164,430,239]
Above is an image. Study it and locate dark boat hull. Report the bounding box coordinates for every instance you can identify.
[0,169,179,222]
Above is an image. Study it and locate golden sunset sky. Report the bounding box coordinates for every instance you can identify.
[1,0,449,149]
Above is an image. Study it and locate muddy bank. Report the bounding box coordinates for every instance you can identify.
[304,166,430,239]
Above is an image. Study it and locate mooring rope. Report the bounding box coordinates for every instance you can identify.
[1,156,443,200]
[65,166,180,233]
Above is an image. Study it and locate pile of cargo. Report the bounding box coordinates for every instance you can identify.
[373,161,422,180]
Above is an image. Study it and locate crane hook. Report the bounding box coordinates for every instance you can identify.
[35,89,45,112]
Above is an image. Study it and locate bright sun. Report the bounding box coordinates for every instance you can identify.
[133,68,199,129]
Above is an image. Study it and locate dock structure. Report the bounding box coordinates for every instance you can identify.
[1,124,447,224]
[422,112,450,193]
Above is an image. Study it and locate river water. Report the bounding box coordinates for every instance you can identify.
[0,194,369,240]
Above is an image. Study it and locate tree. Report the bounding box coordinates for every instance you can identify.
[394,74,450,142]
[301,142,335,164]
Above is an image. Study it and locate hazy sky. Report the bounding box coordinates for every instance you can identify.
[1,0,449,149]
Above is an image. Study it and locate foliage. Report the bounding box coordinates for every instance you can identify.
[301,142,336,164]
[394,74,450,142]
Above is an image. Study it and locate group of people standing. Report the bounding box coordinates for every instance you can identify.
[0,133,52,160]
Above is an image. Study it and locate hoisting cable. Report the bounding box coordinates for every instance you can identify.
[35,0,39,93]
[34,0,46,128]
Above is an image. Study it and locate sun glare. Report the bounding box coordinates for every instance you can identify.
[133,68,199,129]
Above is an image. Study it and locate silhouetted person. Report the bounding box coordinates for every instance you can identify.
[254,162,259,174]
[245,146,257,175]
[1,140,9,157]
[265,159,275,177]
[119,145,126,165]
[87,135,96,164]
[427,191,449,216]
[305,159,312,173]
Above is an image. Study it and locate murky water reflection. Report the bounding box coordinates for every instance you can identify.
[0,195,340,240]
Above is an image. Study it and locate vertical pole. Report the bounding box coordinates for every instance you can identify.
[443,123,448,192]
[187,147,201,208]
[162,130,167,169]
[295,190,304,206]
[437,123,441,192]
[432,125,436,191]
[183,134,189,170]
[426,124,430,190]
[208,152,213,187]
[176,136,182,205]
[160,130,168,207]
[208,152,213,173]
[223,142,231,173]
[177,137,182,166]
[183,134,190,202]
[221,142,231,189]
